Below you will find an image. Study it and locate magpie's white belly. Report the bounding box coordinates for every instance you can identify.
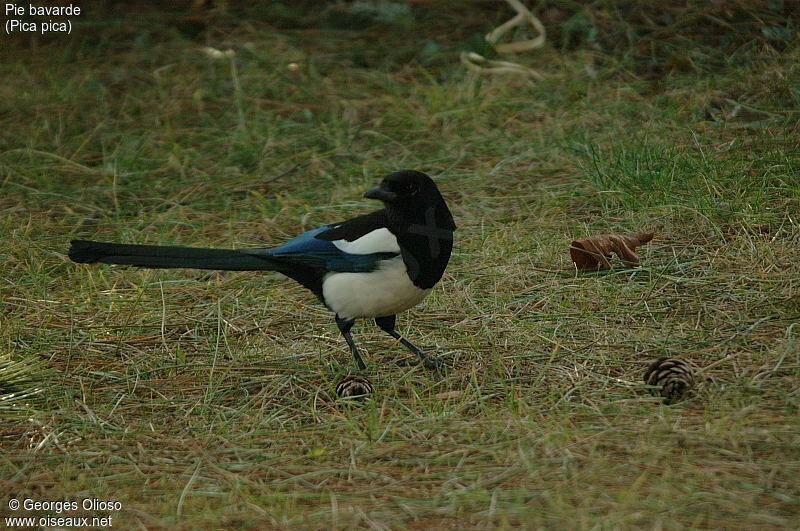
[322,256,431,320]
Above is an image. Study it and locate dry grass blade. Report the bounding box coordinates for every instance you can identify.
[0,356,45,428]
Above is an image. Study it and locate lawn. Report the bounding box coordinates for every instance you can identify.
[2,2,799,528]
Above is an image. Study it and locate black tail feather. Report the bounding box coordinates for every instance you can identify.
[68,240,281,271]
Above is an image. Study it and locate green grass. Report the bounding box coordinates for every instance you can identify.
[2,4,799,528]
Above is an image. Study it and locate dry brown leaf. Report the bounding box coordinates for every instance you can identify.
[570,232,654,270]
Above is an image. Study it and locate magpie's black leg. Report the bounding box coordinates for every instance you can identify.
[336,315,367,370]
[374,315,443,370]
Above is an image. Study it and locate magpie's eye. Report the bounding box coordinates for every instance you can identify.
[405,184,419,196]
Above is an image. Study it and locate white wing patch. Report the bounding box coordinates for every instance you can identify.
[322,256,431,320]
[331,227,400,255]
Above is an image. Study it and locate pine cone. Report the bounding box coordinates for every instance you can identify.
[336,375,373,400]
[644,358,695,404]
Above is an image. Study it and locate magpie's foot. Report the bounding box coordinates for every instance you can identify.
[396,356,445,370]
[353,353,367,371]
[423,356,444,370]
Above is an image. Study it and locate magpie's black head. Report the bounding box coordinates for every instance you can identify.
[364,170,456,288]
[364,170,432,203]
[364,170,456,230]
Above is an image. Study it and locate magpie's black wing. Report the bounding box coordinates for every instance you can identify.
[241,211,397,273]
[314,210,390,242]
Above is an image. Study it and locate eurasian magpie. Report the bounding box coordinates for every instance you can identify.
[68,170,456,370]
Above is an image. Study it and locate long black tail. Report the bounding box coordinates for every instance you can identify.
[68,240,282,271]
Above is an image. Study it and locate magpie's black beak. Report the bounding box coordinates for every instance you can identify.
[363,184,397,202]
